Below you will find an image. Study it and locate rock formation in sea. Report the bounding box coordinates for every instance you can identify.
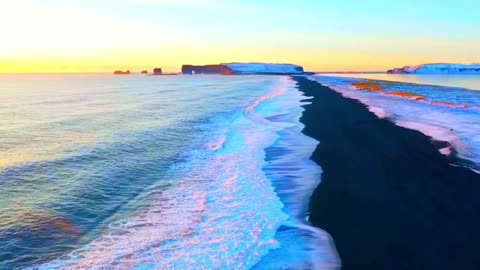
[141,70,148,74]
[113,70,131,75]
[153,68,163,75]
[181,65,233,75]
[388,63,480,74]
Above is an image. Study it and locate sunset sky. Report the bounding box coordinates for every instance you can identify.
[1,0,479,73]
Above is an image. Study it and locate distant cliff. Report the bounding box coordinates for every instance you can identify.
[182,65,233,75]
[182,63,305,75]
[388,63,480,74]
[224,63,304,75]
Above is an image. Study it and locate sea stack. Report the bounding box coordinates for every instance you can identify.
[153,68,163,75]
[141,70,148,74]
[113,70,131,75]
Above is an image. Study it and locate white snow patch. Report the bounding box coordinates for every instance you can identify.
[389,63,480,74]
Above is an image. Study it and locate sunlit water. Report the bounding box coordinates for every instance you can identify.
[312,75,480,172]
[0,74,338,269]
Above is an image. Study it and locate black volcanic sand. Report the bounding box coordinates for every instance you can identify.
[294,76,480,270]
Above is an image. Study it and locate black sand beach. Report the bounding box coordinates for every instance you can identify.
[294,76,480,270]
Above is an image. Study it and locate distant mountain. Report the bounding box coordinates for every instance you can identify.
[388,63,480,74]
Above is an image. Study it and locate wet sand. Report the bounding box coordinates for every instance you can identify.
[294,76,480,270]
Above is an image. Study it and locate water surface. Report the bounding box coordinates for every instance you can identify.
[0,74,338,269]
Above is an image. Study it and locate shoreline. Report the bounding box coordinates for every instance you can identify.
[294,76,480,270]
[255,77,341,269]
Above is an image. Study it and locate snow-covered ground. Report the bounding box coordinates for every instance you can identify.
[388,63,480,74]
[224,63,304,74]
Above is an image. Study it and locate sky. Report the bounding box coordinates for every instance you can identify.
[0,0,479,73]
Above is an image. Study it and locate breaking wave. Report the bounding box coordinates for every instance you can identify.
[32,77,339,270]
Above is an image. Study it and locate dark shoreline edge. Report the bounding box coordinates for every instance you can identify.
[293,76,480,270]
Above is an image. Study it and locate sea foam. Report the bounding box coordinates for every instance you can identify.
[33,77,339,270]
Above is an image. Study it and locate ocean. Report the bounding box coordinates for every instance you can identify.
[2,73,480,269]
[0,74,337,269]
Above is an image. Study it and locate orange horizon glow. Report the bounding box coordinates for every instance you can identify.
[3,50,478,74]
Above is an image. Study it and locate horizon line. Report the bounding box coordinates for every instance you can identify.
[0,70,388,75]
